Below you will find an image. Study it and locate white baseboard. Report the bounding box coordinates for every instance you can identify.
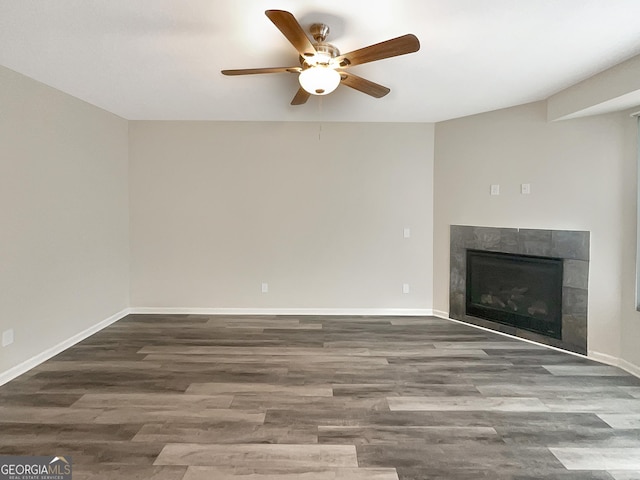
[431,309,449,319]
[589,350,640,378]
[0,308,131,387]
[587,350,620,367]
[130,307,434,316]
[619,358,640,378]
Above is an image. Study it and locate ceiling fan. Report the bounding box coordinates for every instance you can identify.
[221,10,420,105]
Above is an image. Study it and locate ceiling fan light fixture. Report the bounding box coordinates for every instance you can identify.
[298,66,340,95]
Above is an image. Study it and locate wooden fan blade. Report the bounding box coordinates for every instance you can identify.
[339,72,390,98]
[221,67,301,76]
[265,10,317,58]
[291,87,311,105]
[335,34,420,67]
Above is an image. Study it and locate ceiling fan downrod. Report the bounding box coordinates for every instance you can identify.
[307,23,340,65]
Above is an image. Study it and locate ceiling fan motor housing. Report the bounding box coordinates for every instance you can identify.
[307,43,340,65]
[303,23,340,66]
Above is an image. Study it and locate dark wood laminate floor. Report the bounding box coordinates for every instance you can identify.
[1,315,640,480]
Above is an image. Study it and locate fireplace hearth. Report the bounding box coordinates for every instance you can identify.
[450,226,589,354]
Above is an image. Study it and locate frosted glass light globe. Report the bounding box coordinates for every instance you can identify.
[298,66,341,95]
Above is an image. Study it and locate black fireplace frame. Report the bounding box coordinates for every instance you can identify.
[465,249,563,340]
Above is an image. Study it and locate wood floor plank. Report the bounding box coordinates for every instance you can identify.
[542,398,640,413]
[317,425,500,445]
[619,387,640,399]
[609,471,640,480]
[154,444,359,468]
[186,383,333,396]
[93,408,265,425]
[357,444,565,471]
[550,448,640,470]
[132,424,318,444]
[0,423,140,443]
[209,319,323,330]
[432,341,544,350]
[0,406,103,423]
[138,346,373,356]
[144,354,388,366]
[476,384,636,399]
[34,360,165,372]
[597,414,640,429]
[72,393,234,409]
[544,365,631,377]
[182,466,399,479]
[72,465,187,480]
[229,394,390,411]
[331,383,481,398]
[387,396,550,412]
[496,425,640,448]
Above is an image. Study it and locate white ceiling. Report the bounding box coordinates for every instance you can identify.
[1,0,640,123]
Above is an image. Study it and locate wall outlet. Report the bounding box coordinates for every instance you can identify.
[490,184,500,195]
[402,283,410,294]
[403,227,411,238]
[2,329,14,347]
[521,183,531,195]
[261,282,269,293]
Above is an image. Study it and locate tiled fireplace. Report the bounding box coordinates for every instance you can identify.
[450,225,589,354]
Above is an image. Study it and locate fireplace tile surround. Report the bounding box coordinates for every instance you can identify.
[450,225,589,354]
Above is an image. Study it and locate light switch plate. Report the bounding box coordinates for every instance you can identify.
[490,184,500,195]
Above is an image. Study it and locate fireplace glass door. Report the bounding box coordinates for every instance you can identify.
[466,249,563,339]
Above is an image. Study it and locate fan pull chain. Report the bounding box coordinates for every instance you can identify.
[318,96,323,142]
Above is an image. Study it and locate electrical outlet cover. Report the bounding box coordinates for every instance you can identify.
[2,329,14,347]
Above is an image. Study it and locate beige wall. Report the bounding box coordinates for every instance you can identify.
[434,101,639,369]
[129,121,434,311]
[0,66,130,375]
[620,116,640,372]
[3,62,640,379]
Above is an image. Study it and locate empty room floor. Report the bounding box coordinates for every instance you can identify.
[1,314,640,480]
